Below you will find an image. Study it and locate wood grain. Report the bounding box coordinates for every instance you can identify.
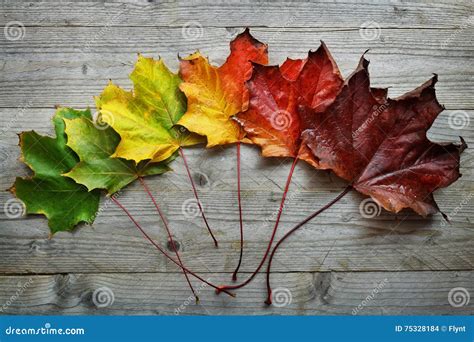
[0,110,472,274]
[0,0,473,315]
[1,27,473,108]
[1,0,472,28]
[0,271,472,315]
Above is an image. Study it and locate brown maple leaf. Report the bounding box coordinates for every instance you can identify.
[301,56,466,216]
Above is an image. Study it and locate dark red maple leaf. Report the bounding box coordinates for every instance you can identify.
[264,55,466,306]
[235,42,343,166]
[301,56,466,216]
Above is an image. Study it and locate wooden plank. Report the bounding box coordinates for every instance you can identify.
[0,114,472,274]
[0,106,472,274]
[1,109,472,189]
[0,271,472,315]
[0,27,473,108]
[0,191,472,274]
[1,108,472,194]
[2,26,472,56]
[0,0,472,29]
[0,0,473,316]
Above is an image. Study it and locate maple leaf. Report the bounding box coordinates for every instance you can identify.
[10,108,100,234]
[218,43,345,293]
[177,28,268,147]
[301,56,466,216]
[63,114,199,297]
[235,42,343,166]
[96,55,220,246]
[64,116,172,194]
[175,28,269,258]
[95,55,203,164]
[264,56,466,303]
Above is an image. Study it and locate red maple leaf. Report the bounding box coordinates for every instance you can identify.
[235,42,343,167]
[301,56,466,216]
[263,55,466,305]
[221,43,344,294]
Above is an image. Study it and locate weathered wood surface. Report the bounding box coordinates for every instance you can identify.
[0,0,472,28]
[0,0,473,315]
[1,27,473,108]
[0,271,473,315]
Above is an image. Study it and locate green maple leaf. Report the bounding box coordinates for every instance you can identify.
[94,55,204,164]
[10,108,101,234]
[63,115,172,194]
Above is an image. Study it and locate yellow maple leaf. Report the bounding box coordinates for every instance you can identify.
[177,29,268,148]
[95,55,203,163]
